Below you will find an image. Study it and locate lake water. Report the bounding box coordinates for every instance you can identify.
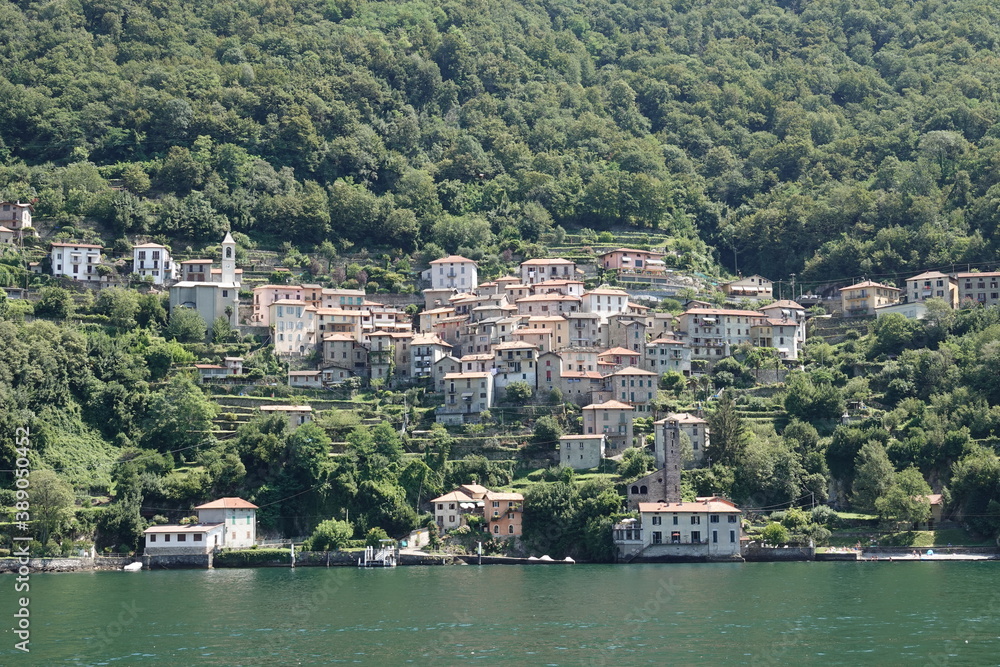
[2,562,999,665]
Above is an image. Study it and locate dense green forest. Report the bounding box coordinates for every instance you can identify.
[5,0,1000,555]
[4,0,1000,283]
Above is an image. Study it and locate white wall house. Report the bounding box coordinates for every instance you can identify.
[50,242,102,282]
[426,255,478,291]
[639,498,741,557]
[132,242,176,285]
[169,233,240,331]
[143,523,225,555]
[259,405,313,430]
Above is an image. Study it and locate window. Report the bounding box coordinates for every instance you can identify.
[149,535,156,542]
[691,531,701,543]
[651,531,662,544]
[493,501,500,508]
[164,535,171,542]
[652,516,662,526]
[730,530,736,543]
[509,525,514,534]
[712,531,718,544]
[194,534,202,542]
[177,534,187,542]
[493,525,499,534]
[728,515,738,523]
[691,516,701,525]
[672,516,678,525]
[710,515,720,523]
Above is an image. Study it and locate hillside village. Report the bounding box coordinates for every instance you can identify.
[5,198,1000,562]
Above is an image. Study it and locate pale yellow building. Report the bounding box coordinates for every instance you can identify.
[839,280,900,317]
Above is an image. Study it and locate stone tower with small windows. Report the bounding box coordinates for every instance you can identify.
[659,418,683,503]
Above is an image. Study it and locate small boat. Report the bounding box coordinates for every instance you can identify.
[123,562,143,572]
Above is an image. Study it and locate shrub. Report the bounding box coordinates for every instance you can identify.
[810,505,839,526]
[303,519,354,551]
[365,527,390,548]
[760,522,789,545]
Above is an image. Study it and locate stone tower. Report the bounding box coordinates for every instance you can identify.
[659,418,683,503]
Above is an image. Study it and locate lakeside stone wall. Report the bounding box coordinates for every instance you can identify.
[0,556,141,573]
[743,546,815,561]
[144,553,212,569]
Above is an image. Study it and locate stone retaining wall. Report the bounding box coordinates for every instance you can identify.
[144,553,212,569]
[743,546,815,562]
[0,556,141,573]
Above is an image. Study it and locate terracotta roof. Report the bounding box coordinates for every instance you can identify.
[516,293,581,302]
[444,372,492,379]
[648,337,685,345]
[956,271,1000,279]
[600,347,641,357]
[430,255,475,264]
[656,412,707,425]
[430,490,473,503]
[494,341,538,350]
[907,271,951,281]
[583,400,635,410]
[683,307,763,317]
[50,242,101,249]
[761,300,805,310]
[485,491,524,501]
[585,287,629,296]
[561,371,604,379]
[259,405,312,412]
[839,280,900,292]
[639,499,740,513]
[610,367,658,375]
[598,247,665,256]
[521,258,575,265]
[194,497,259,510]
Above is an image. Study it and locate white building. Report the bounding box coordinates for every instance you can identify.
[169,233,241,331]
[132,242,176,285]
[143,523,226,555]
[614,498,743,560]
[582,287,630,321]
[270,299,317,356]
[142,496,258,555]
[425,255,478,291]
[50,242,102,282]
[492,341,538,395]
[259,405,313,429]
[519,258,577,285]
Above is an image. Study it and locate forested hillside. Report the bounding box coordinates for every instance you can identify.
[3,0,1000,282]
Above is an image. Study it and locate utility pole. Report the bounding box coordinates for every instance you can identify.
[790,273,796,300]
